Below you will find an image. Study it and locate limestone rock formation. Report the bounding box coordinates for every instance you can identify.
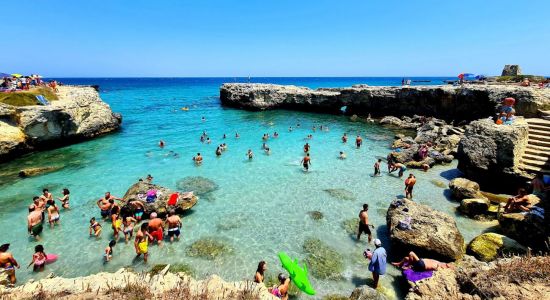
[405,268,480,300]
[386,199,464,261]
[448,178,486,200]
[459,198,490,216]
[122,181,197,217]
[457,118,529,190]
[220,83,550,121]
[498,211,547,250]
[0,268,278,299]
[467,233,526,262]
[18,166,64,178]
[0,86,121,162]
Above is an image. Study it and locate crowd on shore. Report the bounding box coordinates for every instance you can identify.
[0,74,59,92]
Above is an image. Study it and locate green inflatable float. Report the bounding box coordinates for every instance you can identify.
[278,252,316,295]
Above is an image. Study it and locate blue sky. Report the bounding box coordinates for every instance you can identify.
[2,0,549,77]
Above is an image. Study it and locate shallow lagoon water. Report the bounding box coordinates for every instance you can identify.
[0,78,492,299]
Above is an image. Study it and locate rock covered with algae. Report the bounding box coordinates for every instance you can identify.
[323,188,356,201]
[341,218,359,235]
[308,211,324,220]
[177,176,218,199]
[303,238,344,280]
[186,238,233,260]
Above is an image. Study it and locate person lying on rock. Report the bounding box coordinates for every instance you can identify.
[504,188,531,213]
[391,251,454,271]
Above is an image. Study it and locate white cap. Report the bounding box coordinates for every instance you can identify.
[150,212,157,218]
[374,239,382,247]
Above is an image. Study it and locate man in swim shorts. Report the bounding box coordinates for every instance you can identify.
[193,153,203,164]
[355,135,363,148]
[39,189,53,202]
[148,213,164,246]
[301,153,311,171]
[27,206,43,240]
[357,204,372,242]
[135,223,152,262]
[0,244,20,285]
[97,192,121,218]
[404,174,416,199]
[392,251,454,271]
[166,210,182,242]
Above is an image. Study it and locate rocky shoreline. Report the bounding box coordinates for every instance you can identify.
[0,85,121,163]
[220,83,550,121]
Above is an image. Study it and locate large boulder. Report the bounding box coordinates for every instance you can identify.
[122,181,197,217]
[457,118,529,190]
[18,166,63,178]
[448,178,486,200]
[498,211,547,250]
[405,268,481,300]
[380,116,419,129]
[386,199,464,261]
[459,198,490,216]
[467,233,526,262]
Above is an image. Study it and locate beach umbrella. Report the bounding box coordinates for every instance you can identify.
[11,73,23,78]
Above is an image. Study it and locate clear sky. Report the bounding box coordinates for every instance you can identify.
[2,0,549,77]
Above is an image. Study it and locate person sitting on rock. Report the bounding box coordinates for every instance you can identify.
[504,188,532,213]
[392,251,454,271]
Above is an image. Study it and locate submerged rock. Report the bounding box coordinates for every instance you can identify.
[467,233,526,262]
[216,215,247,231]
[176,176,218,197]
[186,238,233,260]
[342,218,359,235]
[429,179,447,188]
[387,199,464,261]
[303,238,344,280]
[308,211,324,221]
[448,178,486,200]
[349,286,387,300]
[122,181,198,217]
[324,188,356,201]
[18,166,63,177]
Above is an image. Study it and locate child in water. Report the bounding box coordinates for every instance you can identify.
[104,240,116,262]
[28,245,47,272]
[89,217,102,237]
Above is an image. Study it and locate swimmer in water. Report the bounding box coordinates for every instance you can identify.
[193,153,203,165]
[166,210,182,242]
[58,188,70,209]
[339,151,346,159]
[342,133,348,143]
[301,153,311,171]
[273,132,279,138]
[206,137,211,144]
[235,132,240,138]
[223,133,227,139]
[201,116,206,122]
[89,217,102,237]
[374,159,382,176]
[222,143,227,151]
[304,143,310,153]
[247,149,254,160]
[405,174,416,199]
[159,140,165,148]
[104,240,116,262]
[289,126,293,132]
[216,146,222,156]
[122,215,137,243]
[356,135,363,148]
[265,147,271,155]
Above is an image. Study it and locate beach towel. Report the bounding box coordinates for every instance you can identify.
[403,267,433,283]
[167,193,178,206]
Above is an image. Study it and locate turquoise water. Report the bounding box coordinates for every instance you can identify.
[0,78,492,299]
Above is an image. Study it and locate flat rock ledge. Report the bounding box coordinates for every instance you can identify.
[0,85,121,162]
[0,268,277,299]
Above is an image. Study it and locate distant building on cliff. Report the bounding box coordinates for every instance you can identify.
[501,65,522,76]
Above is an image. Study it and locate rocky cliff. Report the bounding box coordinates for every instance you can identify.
[0,86,121,162]
[220,83,550,121]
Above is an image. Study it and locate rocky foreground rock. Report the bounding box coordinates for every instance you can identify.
[0,86,121,162]
[220,83,550,121]
[386,199,464,261]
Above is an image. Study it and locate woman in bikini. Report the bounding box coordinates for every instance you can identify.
[47,200,60,228]
[58,188,70,209]
[254,261,267,283]
[89,217,102,237]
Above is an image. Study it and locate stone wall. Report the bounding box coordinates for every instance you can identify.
[0,86,121,162]
[456,118,529,191]
[220,83,550,121]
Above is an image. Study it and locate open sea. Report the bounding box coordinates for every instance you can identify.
[0,77,494,299]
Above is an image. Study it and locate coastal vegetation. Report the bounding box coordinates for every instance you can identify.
[0,87,58,106]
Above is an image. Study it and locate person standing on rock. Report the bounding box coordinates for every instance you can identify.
[368,239,386,289]
[357,204,373,242]
[405,174,416,199]
[0,244,20,285]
